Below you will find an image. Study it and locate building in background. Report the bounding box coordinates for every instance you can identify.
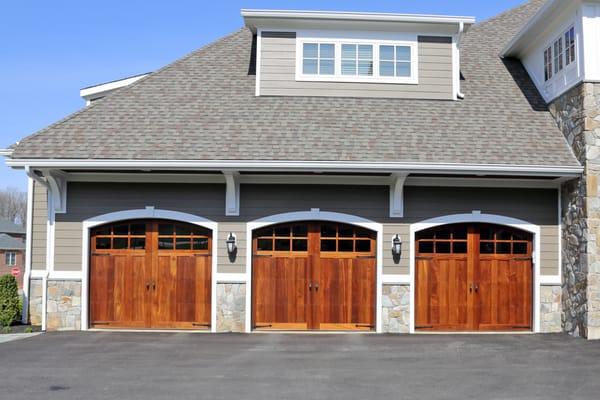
[0,219,26,288]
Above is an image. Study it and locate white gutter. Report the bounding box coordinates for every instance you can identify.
[6,159,583,177]
[241,9,476,26]
[0,148,14,157]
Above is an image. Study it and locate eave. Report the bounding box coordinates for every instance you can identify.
[4,158,583,178]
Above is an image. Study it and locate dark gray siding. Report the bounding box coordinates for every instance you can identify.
[52,183,559,276]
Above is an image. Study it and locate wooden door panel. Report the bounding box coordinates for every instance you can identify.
[152,254,211,329]
[90,254,148,328]
[316,257,375,330]
[415,256,469,330]
[253,256,309,330]
[478,257,532,330]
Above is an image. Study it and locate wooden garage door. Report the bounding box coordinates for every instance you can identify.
[90,220,212,329]
[415,223,533,331]
[252,222,376,331]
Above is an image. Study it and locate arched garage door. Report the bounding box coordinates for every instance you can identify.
[90,220,212,329]
[252,222,376,331]
[415,223,533,331]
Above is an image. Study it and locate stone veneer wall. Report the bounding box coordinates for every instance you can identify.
[46,280,81,331]
[540,285,562,333]
[216,283,245,332]
[549,82,600,338]
[381,285,410,333]
[28,279,43,326]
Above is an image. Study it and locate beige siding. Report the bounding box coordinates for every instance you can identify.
[217,222,246,275]
[54,222,83,272]
[260,33,454,100]
[31,182,47,270]
[54,182,559,277]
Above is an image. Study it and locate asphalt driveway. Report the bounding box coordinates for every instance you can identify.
[2,332,599,400]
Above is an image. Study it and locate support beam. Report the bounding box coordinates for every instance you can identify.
[44,170,68,214]
[223,171,240,216]
[389,173,408,218]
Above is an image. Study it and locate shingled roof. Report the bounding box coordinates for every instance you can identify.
[8,0,580,168]
[0,234,25,251]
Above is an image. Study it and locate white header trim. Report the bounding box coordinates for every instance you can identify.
[6,159,583,177]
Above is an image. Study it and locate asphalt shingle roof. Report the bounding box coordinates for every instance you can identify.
[9,0,580,168]
[0,234,25,251]
[0,220,25,235]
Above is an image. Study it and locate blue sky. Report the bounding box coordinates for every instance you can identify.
[0,0,524,192]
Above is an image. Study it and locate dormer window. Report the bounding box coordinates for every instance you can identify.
[296,38,418,84]
[543,25,576,83]
[303,43,335,75]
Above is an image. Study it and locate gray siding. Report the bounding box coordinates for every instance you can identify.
[54,183,559,277]
[260,33,454,99]
[31,182,47,270]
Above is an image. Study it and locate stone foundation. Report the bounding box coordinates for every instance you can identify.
[382,284,410,333]
[540,285,562,333]
[216,283,245,332]
[46,280,81,331]
[28,279,43,326]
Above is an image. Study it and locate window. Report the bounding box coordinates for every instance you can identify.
[553,37,564,74]
[302,43,335,75]
[544,47,553,81]
[565,26,576,66]
[297,39,417,83]
[380,45,411,77]
[5,252,16,266]
[544,26,576,82]
[341,44,373,76]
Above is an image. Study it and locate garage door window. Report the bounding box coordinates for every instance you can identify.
[157,222,210,251]
[93,221,146,250]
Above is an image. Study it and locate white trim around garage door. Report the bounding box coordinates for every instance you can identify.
[409,211,542,334]
[245,209,384,333]
[80,207,219,332]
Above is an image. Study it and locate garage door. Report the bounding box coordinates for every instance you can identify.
[90,220,212,329]
[252,222,376,331]
[415,223,533,331]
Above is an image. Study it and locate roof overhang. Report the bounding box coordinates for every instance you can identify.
[80,72,151,103]
[242,9,475,34]
[502,0,597,58]
[4,159,583,178]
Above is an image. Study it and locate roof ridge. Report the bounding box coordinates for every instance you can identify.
[474,0,544,27]
[10,27,248,151]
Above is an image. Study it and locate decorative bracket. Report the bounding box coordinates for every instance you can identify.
[389,173,408,218]
[43,169,68,214]
[223,170,240,216]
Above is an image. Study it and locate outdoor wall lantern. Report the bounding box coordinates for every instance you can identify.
[392,234,402,257]
[226,232,237,255]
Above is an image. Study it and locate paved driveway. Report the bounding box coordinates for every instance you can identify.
[2,332,599,400]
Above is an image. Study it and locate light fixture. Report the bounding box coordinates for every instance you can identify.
[392,234,402,257]
[226,232,237,254]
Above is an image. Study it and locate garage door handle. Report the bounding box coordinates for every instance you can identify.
[469,283,479,293]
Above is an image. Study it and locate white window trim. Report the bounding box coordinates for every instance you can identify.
[295,37,419,85]
[5,251,17,266]
[543,24,577,85]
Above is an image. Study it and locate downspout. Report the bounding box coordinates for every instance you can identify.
[21,177,34,324]
[25,166,50,332]
[456,21,465,99]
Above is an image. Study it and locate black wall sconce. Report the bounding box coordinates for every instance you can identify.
[392,234,402,264]
[226,232,237,261]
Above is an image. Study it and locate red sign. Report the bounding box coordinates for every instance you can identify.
[11,268,20,277]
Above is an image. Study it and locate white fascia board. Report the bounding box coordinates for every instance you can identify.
[242,9,475,33]
[80,73,150,101]
[5,159,583,177]
[0,148,14,156]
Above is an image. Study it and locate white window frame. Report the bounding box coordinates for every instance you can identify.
[295,37,418,85]
[5,251,16,266]
[543,24,577,84]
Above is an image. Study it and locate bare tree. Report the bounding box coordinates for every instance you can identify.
[0,187,27,225]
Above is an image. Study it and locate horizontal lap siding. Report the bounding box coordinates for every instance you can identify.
[54,183,558,277]
[31,182,47,270]
[260,33,454,99]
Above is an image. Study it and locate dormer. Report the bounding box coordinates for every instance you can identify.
[502,0,600,103]
[242,10,475,100]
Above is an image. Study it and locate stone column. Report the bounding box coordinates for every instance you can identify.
[550,82,600,339]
